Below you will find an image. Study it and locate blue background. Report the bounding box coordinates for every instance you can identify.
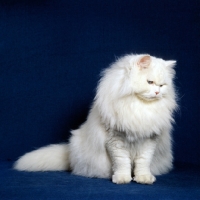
[0,0,199,166]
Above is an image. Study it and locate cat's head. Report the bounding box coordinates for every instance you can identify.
[130,55,176,101]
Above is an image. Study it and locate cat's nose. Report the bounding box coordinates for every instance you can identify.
[155,91,159,95]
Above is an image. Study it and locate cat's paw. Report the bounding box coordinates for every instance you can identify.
[133,174,156,185]
[112,173,132,184]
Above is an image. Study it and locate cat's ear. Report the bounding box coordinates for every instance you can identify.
[137,55,151,69]
[165,60,176,68]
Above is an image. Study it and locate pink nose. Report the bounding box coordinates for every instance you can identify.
[155,92,159,95]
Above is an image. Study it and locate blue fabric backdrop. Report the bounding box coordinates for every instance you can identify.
[0,0,199,165]
[0,0,199,199]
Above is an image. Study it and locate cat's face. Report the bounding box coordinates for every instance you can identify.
[131,55,176,101]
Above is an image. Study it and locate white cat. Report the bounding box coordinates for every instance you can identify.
[14,54,178,184]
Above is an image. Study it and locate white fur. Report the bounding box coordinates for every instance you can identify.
[14,54,177,184]
[14,144,70,171]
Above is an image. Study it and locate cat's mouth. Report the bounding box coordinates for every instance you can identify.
[136,94,161,102]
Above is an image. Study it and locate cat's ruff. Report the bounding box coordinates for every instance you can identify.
[14,54,177,184]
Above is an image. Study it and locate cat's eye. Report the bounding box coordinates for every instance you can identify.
[147,80,154,84]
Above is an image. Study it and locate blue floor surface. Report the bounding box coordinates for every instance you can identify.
[0,162,199,200]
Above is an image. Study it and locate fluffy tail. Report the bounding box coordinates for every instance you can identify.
[14,144,70,171]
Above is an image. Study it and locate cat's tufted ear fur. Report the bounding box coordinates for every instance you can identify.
[165,60,176,68]
[137,55,151,69]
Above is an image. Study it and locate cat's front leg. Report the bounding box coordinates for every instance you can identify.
[106,133,132,184]
[133,139,157,184]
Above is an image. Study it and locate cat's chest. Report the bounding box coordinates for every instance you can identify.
[130,101,162,126]
[130,101,160,120]
[114,97,171,135]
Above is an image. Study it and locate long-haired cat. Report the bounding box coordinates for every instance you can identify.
[14,54,177,184]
